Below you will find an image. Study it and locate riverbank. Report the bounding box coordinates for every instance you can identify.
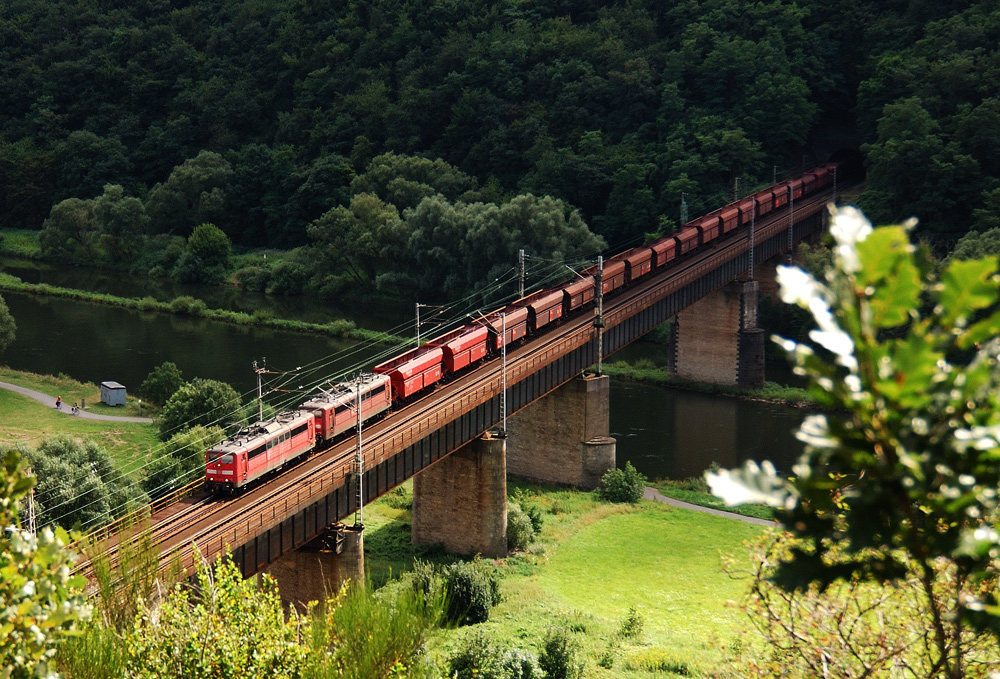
[601,359,814,407]
[0,272,408,346]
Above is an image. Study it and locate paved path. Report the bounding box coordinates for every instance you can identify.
[643,486,778,526]
[0,380,154,423]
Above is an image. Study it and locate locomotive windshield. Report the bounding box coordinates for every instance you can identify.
[207,452,234,464]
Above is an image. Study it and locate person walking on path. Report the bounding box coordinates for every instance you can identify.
[55,396,61,409]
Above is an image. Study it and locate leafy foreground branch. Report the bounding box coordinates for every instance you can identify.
[709,206,1000,677]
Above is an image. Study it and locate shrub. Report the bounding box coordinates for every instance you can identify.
[598,461,646,503]
[618,606,643,639]
[265,260,309,294]
[140,361,184,405]
[234,265,271,292]
[443,558,503,625]
[538,627,584,679]
[137,296,160,312]
[447,631,541,679]
[323,318,357,337]
[507,502,536,552]
[168,295,207,316]
[624,650,693,675]
[383,484,413,510]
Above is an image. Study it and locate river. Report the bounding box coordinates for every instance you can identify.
[1,258,805,479]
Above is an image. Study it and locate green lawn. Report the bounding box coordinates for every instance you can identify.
[0,229,42,258]
[364,482,766,677]
[0,369,159,473]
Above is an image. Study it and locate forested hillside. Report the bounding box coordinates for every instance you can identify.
[1,0,998,295]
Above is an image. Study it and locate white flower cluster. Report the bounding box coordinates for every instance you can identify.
[772,205,874,393]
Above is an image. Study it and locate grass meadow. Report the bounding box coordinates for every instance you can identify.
[364,480,767,677]
[0,367,159,472]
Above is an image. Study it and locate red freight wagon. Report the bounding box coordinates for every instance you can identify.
[300,373,391,443]
[773,184,789,209]
[621,247,653,283]
[695,214,722,244]
[801,172,817,196]
[374,345,445,401]
[206,410,315,491]
[482,306,529,350]
[738,196,756,226]
[754,190,774,218]
[585,258,626,294]
[675,226,700,255]
[650,237,677,268]
[810,166,832,189]
[604,259,627,292]
[789,178,804,200]
[562,275,595,313]
[720,207,740,234]
[426,325,490,373]
[522,288,565,332]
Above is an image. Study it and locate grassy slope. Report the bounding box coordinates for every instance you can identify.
[0,368,158,473]
[365,482,765,676]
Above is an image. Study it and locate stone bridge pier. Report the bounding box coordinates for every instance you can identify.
[409,373,617,557]
[505,373,616,489]
[411,435,508,558]
[263,523,364,610]
[670,279,765,388]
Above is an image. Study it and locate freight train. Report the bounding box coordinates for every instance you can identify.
[205,163,839,492]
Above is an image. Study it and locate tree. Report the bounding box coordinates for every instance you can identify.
[306,193,404,288]
[144,425,224,500]
[173,223,231,284]
[0,449,90,679]
[157,378,243,441]
[17,437,148,530]
[140,361,184,406]
[54,130,132,202]
[93,183,150,264]
[37,197,99,262]
[0,292,15,357]
[145,151,232,237]
[708,206,1000,677]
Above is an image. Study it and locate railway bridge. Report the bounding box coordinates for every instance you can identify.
[92,182,841,603]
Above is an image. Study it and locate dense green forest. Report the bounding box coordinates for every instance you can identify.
[1,0,998,297]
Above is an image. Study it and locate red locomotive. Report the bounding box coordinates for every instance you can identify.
[205,163,839,492]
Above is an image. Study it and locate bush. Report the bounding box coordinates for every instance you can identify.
[623,650,693,675]
[140,361,184,405]
[18,437,148,529]
[447,631,541,679]
[618,606,643,639]
[145,425,225,499]
[443,558,503,625]
[168,295,207,316]
[265,260,309,295]
[137,296,160,312]
[157,378,242,441]
[538,627,584,679]
[234,265,271,292]
[507,502,536,552]
[598,461,647,503]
